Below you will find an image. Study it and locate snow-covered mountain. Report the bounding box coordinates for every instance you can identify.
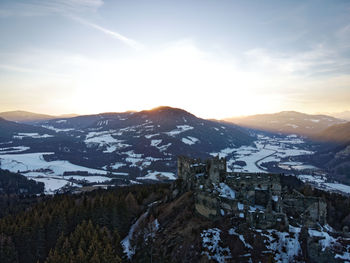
[40,106,253,172]
[2,107,349,194]
[0,107,254,190]
[225,111,345,137]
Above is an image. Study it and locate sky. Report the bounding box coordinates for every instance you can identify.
[0,0,349,119]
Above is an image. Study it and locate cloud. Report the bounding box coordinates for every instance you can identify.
[0,1,143,50]
[244,44,349,76]
[0,64,40,74]
[0,0,104,17]
[336,24,350,42]
[70,16,144,50]
[0,63,69,78]
[0,40,348,117]
[34,0,104,13]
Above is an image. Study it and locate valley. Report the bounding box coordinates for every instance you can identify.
[0,107,349,196]
[0,107,350,263]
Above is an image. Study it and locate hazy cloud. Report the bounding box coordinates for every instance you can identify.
[71,16,144,50]
[0,0,104,17]
[0,1,349,116]
[33,0,104,13]
[244,43,349,76]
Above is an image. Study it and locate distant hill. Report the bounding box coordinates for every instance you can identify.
[0,107,254,182]
[41,106,254,160]
[0,110,56,123]
[0,117,54,141]
[300,122,350,184]
[0,110,79,123]
[58,113,79,118]
[0,106,250,179]
[224,111,345,136]
[329,111,350,121]
[313,122,350,144]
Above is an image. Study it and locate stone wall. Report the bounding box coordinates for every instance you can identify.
[177,156,327,230]
[283,191,327,227]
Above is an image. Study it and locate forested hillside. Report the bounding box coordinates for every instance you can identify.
[2,178,350,262]
[0,169,44,195]
[0,184,170,263]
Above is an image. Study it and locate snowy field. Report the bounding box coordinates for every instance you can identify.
[0,146,30,154]
[278,161,318,171]
[2,132,349,195]
[209,134,350,195]
[137,171,176,181]
[32,177,73,194]
[13,133,54,139]
[292,174,350,195]
[0,152,113,194]
[84,130,130,153]
[21,173,113,194]
[0,152,108,175]
[211,134,314,173]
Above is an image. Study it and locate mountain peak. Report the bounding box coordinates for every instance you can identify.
[278,110,302,115]
[142,106,196,118]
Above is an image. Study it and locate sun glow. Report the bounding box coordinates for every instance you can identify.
[2,41,348,118]
[68,41,289,118]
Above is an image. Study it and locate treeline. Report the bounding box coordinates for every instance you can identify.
[0,194,45,219]
[45,220,121,263]
[0,169,44,195]
[0,183,170,263]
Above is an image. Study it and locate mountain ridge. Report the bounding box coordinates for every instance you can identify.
[0,110,78,123]
[0,106,254,182]
[313,122,350,144]
[0,117,55,141]
[224,110,345,136]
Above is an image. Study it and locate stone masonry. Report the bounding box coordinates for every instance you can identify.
[177,156,327,230]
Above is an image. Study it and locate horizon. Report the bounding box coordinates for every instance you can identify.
[0,0,350,119]
[1,106,350,120]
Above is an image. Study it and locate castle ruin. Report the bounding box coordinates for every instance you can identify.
[177,156,327,230]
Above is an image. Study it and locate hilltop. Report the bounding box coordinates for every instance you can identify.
[225,111,345,137]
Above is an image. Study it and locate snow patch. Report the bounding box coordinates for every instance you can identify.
[201,228,231,263]
[181,136,199,145]
[165,125,194,136]
[137,171,176,181]
[216,183,236,199]
[151,139,162,147]
[121,212,149,259]
[41,125,74,132]
[85,131,129,152]
[110,162,126,170]
[13,133,53,139]
[145,133,160,139]
[0,146,30,154]
[0,152,108,176]
[228,228,252,249]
